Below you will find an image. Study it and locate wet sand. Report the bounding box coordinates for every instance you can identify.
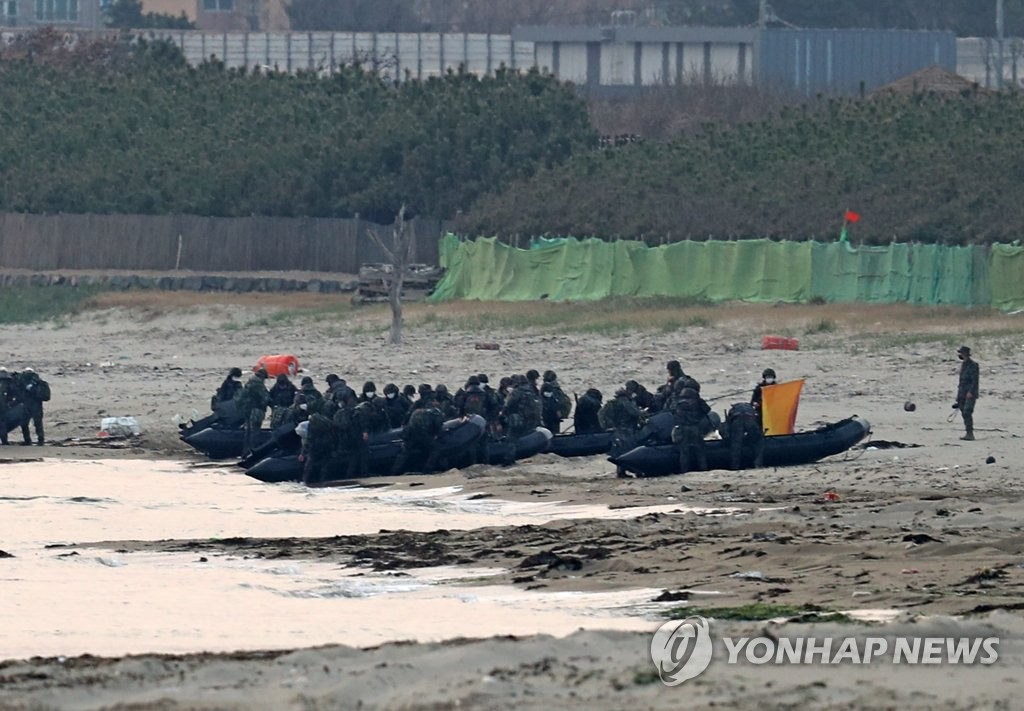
[1,297,1023,708]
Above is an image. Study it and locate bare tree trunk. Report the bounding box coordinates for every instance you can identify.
[367,205,413,345]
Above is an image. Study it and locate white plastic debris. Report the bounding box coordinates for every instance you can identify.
[98,417,141,438]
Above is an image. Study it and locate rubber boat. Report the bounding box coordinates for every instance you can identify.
[548,411,721,459]
[246,419,553,483]
[609,416,871,477]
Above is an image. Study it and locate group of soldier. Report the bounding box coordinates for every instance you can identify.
[0,367,50,446]
[210,357,777,481]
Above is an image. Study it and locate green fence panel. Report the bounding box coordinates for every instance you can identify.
[433,235,1001,308]
[990,244,1024,311]
[431,236,812,302]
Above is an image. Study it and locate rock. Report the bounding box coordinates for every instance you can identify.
[903,401,916,412]
[986,456,996,464]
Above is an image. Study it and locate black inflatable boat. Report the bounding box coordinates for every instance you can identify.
[547,411,721,459]
[246,420,552,483]
[609,416,871,477]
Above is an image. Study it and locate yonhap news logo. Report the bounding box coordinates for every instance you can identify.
[650,616,999,686]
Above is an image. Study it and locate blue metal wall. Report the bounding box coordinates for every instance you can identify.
[756,29,956,96]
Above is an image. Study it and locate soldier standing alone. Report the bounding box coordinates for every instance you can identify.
[953,345,979,441]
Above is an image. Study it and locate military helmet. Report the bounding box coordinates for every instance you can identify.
[229,367,243,378]
[666,360,683,377]
[300,376,314,387]
[680,387,698,399]
[543,369,557,382]
[403,384,417,397]
[383,383,399,394]
[466,375,480,387]
[326,373,340,384]
[256,368,269,379]
[363,381,376,393]
[762,368,776,379]
[526,369,540,382]
[586,388,603,400]
[477,373,489,384]
[418,383,432,395]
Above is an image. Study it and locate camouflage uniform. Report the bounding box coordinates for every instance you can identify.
[335,400,370,477]
[268,375,298,429]
[392,405,445,474]
[955,346,980,440]
[624,380,656,414]
[17,369,49,446]
[302,413,335,485]
[382,383,411,428]
[299,377,323,413]
[599,390,642,438]
[501,377,542,438]
[434,385,459,419]
[573,388,604,435]
[211,368,243,410]
[672,387,710,473]
[724,402,764,470]
[235,370,270,454]
[540,380,572,434]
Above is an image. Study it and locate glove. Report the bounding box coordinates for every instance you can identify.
[951,403,959,409]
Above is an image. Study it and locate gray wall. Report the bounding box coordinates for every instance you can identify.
[0,213,443,272]
[756,28,956,95]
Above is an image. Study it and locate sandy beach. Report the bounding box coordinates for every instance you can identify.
[1,292,1023,709]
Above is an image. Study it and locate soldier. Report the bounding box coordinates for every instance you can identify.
[573,388,604,434]
[624,379,656,413]
[672,386,711,473]
[301,412,335,485]
[526,369,541,395]
[724,402,764,470]
[0,368,11,445]
[434,384,459,419]
[298,376,323,412]
[751,368,776,415]
[540,378,572,434]
[392,398,445,474]
[599,388,642,439]
[211,367,243,410]
[409,383,435,413]
[953,345,980,441]
[382,383,411,428]
[268,373,298,428]
[500,374,542,438]
[16,368,50,446]
[235,367,270,455]
[334,392,370,477]
[358,383,390,435]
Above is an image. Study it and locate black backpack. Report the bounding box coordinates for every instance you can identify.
[36,379,51,402]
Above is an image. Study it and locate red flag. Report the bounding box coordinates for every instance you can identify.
[844,209,860,223]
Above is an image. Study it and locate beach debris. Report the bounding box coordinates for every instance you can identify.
[901,568,920,574]
[97,416,141,439]
[0,549,13,558]
[823,491,840,502]
[903,401,917,412]
[903,533,942,545]
[986,456,996,464]
[474,342,500,350]
[762,335,799,350]
[652,590,690,602]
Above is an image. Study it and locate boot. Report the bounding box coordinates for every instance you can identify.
[960,432,975,441]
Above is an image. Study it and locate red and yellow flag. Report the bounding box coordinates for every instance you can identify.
[761,379,805,435]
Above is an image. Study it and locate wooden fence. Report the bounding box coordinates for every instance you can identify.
[0,213,444,273]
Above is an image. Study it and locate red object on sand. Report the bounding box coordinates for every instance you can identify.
[762,336,799,351]
[254,354,300,377]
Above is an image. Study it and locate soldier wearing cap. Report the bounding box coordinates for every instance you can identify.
[953,346,979,441]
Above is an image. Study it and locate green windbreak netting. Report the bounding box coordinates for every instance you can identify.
[990,244,1024,311]
[809,242,978,305]
[431,235,812,302]
[432,235,1005,308]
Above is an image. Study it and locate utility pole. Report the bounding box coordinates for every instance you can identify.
[997,0,1005,88]
[758,0,768,28]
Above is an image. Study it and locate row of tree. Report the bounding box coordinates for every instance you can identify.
[0,36,593,222]
[459,88,1024,244]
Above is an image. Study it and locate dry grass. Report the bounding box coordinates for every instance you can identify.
[76,291,1022,342]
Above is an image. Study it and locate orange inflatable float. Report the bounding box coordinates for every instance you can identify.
[253,354,300,377]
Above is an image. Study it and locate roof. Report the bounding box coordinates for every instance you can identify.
[872,64,981,95]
